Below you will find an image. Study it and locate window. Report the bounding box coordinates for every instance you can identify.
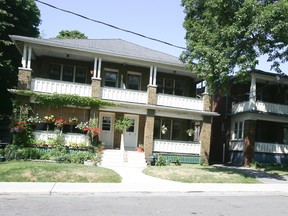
[49,64,88,83]
[127,73,141,90]
[104,69,118,87]
[75,67,87,83]
[49,64,61,80]
[62,65,74,82]
[172,120,181,140]
[233,121,244,140]
[157,78,185,96]
[154,118,183,140]
[102,116,111,131]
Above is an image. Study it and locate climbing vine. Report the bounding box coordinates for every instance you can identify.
[11,90,115,108]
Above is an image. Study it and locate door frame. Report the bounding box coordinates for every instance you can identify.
[99,112,115,149]
[124,114,139,150]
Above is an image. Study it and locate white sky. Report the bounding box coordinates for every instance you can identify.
[36,0,287,74]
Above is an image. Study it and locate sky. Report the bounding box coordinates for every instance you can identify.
[35,0,286,73]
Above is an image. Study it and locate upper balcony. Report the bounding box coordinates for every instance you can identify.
[31,77,204,111]
[232,100,288,115]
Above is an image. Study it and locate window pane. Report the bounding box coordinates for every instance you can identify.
[126,119,135,132]
[49,64,61,80]
[102,116,111,131]
[234,122,238,139]
[164,79,174,94]
[175,80,184,96]
[156,79,163,93]
[239,122,243,139]
[75,67,87,83]
[127,74,141,90]
[154,119,160,139]
[161,119,171,140]
[62,65,74,82]
[172,121,181,140]
[105,71,118,87]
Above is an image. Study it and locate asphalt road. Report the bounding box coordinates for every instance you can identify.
[0,192,287,216]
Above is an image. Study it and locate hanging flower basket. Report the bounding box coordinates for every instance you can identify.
[161,125,167,134]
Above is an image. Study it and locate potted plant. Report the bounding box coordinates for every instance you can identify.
[44,115,55,130]
[55,118,66,129]
[186,128,194,136]
[114,117,132,151]
[137,144,144,152]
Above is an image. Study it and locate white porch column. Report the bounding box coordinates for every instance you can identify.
[27,46,32,69]
[21,44,27,68]
[249,74,256,110]
[149,65,153,85]
[93,57,98,78]
[97,57,102,79]
[153,66,157,86]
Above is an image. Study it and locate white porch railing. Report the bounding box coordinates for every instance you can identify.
[33,131,89,145]
[31,78,92,97]
[229,140,244,151]
[232,100,288,115]
[153,140,200,154]
[229,140,288,154]
[100,87,147,104]
[255,142,288,154]
[157,94,203,111]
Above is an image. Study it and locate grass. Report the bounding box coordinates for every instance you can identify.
[0,161,121,183]
[143,164,260,183]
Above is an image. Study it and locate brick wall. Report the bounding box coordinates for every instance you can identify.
[91,78,101,98]
[144,109,155,162]
[147,85,157,105]
[200,116,212,164]
[18,68,32,90]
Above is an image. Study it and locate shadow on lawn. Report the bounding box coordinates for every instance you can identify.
[209,165,288,182]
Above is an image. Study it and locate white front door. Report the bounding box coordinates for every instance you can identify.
[99,112,114,149]
[124,114,139,150]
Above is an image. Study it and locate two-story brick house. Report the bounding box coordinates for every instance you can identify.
[211,70,288,165]
[9,35,219,164]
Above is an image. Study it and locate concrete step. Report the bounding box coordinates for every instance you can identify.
[100,150,146,168]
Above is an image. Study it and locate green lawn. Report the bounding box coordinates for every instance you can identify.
[0,161,121,183]
[143,164,260,183]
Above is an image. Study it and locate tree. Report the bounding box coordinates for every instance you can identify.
[181,0,288,93]
[56,30,88,39]
[0,0,41,119]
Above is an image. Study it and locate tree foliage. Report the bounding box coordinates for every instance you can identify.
[0,0,41,117]
[181,0,288,92]
[56,30,88,39]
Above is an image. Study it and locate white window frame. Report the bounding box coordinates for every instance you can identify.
[232,121,244,140]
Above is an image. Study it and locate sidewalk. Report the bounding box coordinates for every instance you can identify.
[0,165,288,195]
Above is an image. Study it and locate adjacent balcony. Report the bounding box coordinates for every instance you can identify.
[31,78,91,97]
[232,100,288,115]
[31,78,204,111]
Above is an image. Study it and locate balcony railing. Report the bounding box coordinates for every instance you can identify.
[31,78,204,111]
[153,140,201,154]
[232,100,288,115]
[100,87,148,104]
[157,94,203,111]
[31,78,92,97]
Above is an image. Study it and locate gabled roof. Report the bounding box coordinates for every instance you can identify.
[10,35,184,67]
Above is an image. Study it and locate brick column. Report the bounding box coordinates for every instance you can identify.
[243,120,256,166]
[18,68,32,90]
[144,109,155,163]
[200,116,212,164]
[147,85,157,105]
[200,92,212,164]
[91,78,101,98]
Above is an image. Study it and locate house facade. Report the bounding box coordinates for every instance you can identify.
[211,70,288,165]
[10,35,218,164]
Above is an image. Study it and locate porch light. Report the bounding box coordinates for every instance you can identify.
[90,70,94,75]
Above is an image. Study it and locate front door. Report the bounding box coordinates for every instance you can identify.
[124,114,139,150]
[99,112,114,149]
